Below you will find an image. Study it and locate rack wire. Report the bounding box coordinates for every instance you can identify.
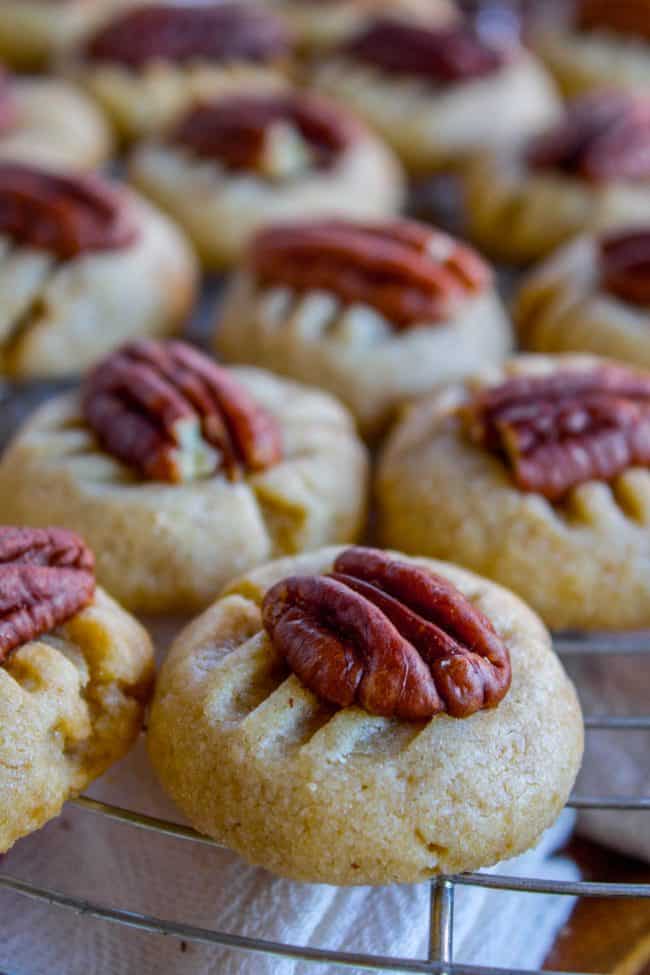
[1,631,648,974]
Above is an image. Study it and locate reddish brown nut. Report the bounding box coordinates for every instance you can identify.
[343,20,516,83]
[250,219,491,329]
[0,526,95,663]
[464,364,650,500]
[599,229,650,305]
[171,93,359,172]
[262,546,511,721]
[527,92,650,183]
[577,0,650,41]
[82,339,283,484]
[0,162,138,259]
[84,2,290,69]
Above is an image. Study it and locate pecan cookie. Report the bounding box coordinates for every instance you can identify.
[148,544,583,885]
[0,70,112,171]
[514,227,650,367]
[0,525,153,853]
[313,18,561,171]
[129,91,405,270]
[0,161,197,378]
[536,0,650,98]
[67,2,292,142]
[268,0,456,51]
[0,0,136,69]
[0,340,368,613]
[464,91,650,264]
[215,218,513,438]
[378,354,650,629]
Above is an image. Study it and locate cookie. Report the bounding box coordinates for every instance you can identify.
[377,354,650,630]
[68,2,292,142]
[0,340,369,613]
[0,0,135,69]
[148,544,583,885]
[215,218,513,439]
[270,0,456,51]
[129,90,405,270]
[0,526,153,853]
[0,70,112,171]
[314,18,560,171]
[536,0,650,98]
[514,227,650,367]
[464,91,650,264]
[0,161,197,378]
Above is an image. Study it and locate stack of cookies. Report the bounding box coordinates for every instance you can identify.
[3,0,649,899]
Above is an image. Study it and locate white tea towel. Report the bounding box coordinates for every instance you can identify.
[0,620,579,974]
[564,643,650,862]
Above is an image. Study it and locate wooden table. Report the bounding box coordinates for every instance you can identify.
[544,839,650,974]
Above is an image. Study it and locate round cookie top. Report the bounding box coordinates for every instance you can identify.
[83,2,291,70]
[82,339,284,484]
[247,218,493,329]
[169,91,363,179]
[149,544,583,884]
[526,90,650,184]
[0,161,138,259]
[341,17,519,84]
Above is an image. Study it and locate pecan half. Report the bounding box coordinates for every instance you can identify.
[527,92,650,183]
[82,340,283,483]
[171,93,359,175]
[0,162,138,259]
[600,229,650,305]
[262,547,511,720]
[464,364,650,500]
[577,0,650,41]
[250,219,491,329]
[0,526,95,664]
[84,2,289,69]
[343,20,516,83]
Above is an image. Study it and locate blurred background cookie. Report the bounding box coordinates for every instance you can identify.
[67,2,293,142]
[0,67,112,170]
[0,0,137,70]
[314,15,561,171]
[129,90,405,269]
[536,0,650,98]
[514,226,650,366]
[0,162,197,378]
[464,90,650,264]
[216,218,513,438]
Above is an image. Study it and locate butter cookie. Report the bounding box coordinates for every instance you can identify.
[0,526,153,852]
[378,354,650,629]
[0,341,368,613]
[149,545,582,885]
[216,218,512,438]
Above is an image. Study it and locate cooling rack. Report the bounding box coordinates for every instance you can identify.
[0,630,648,975]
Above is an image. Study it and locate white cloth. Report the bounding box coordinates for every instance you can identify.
[565,643,650,862]
[0,621,579,974]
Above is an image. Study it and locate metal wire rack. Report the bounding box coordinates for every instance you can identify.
[1,631,649,975]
